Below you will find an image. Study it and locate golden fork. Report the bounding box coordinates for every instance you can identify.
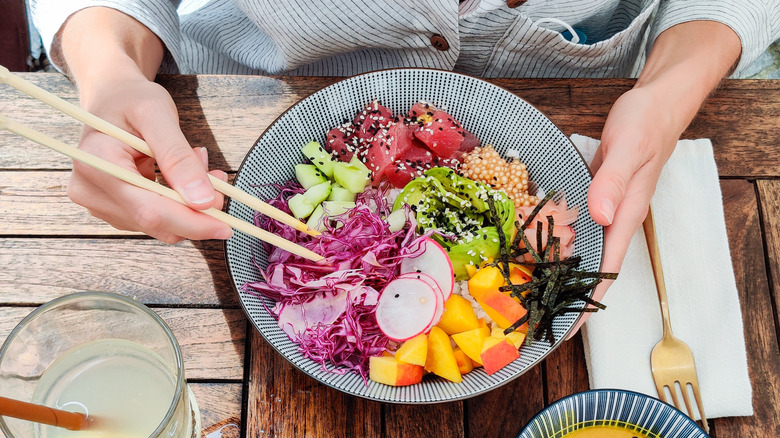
[644,206,710,434]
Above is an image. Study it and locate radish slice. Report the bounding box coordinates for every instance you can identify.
[398,272,445,332]
[400,237,454,300]
[376,277,437,341]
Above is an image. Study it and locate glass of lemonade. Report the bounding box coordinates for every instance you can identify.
[0,292,200,437]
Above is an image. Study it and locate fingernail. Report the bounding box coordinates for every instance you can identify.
[216,228,233,240]
[198,147,209,168]
[600,199,615,225]
[182,179,214,205]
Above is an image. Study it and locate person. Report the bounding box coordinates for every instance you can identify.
[27,1,780,333]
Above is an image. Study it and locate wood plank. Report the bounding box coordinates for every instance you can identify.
[0,238,238,306]
[0,307,245,381]
[712,180,780,437]
[543,332,590,404]
[0,170,139,235]
[3,75,779,178]
[192,383,243,437]
[155,308,246,381]
[465,365,545,438]
[0,171,247,236]
[384,402,464,438]
[757,180,780,337]
[245,330,382,438]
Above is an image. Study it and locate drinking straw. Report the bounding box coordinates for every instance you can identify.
[0,396,92,431]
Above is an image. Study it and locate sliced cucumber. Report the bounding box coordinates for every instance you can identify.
[305,201,357,232]
[348,155,370,174]
[306,204,326,231]
[295,164,327,189]
[302,141,335,178]
[302,180,331,205]
[322,201,356,216]
[328,186,357,202]
[333,161,370,194]
[288,194,315,220]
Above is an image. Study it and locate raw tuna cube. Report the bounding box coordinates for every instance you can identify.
[412,109,469,159]
[326,124,358,162]
[365,121,414,185]
[383,143,434,188]
[353,100,394,141]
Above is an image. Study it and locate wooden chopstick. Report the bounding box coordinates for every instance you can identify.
[0,114,325,262]
[0,65,320,237]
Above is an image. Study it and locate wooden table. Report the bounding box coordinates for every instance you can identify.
[1,73,778,437]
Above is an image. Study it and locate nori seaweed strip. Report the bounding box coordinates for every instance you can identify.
[511,220,525,249]
[501,277,548,294]
[567,271,619,280]
[540,264,562,309]
[541,216,556,262]
[520,229,543,263]
[536,222,544,256]
[511,247,530,258]
[521,190,555,231]
[486,197,512,283]
[512,256,582,270]
[504,313,529,334]
[525,300,542,343]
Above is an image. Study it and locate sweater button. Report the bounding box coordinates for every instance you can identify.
[430,34,450,51]
[507,0,527,7]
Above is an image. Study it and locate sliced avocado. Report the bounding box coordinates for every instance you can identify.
[392,168,516,280]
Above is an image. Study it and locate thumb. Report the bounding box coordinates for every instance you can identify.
[586,142,646,227]
[136,108,217,210]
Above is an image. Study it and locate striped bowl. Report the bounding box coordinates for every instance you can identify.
[225,68,603,403]
[518,389,709,438]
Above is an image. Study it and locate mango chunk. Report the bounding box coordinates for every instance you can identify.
[369,355,424,386]
[467,266,504,301]
[395,333,427,366]
[424,326,462,383]
[480,337,520,375]
[437,295,480,335]
[477,289,528,330]
[453,347,475,374]
[490,327,527,349]
[451,325,490,365]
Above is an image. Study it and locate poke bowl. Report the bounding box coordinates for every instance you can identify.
[518,389,709,438]
[225,68,605,403]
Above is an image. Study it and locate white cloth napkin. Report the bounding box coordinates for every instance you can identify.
[571,134,753,419]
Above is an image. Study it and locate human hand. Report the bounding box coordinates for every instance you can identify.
[565,86,679,339]
[66,74,233,243]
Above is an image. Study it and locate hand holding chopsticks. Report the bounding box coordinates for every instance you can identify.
[0,65,319,238]
[0,67,323,262]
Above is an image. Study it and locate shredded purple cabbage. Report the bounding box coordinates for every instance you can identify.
[242,182,423,381]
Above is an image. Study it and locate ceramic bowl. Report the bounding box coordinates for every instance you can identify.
[225,68,602,403]
[518,389,709,438]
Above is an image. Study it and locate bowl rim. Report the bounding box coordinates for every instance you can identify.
[223,67,606,403]
[518,388,710,437]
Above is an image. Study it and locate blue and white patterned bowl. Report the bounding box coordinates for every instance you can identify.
[518,389,709,438]
[225,68,603,403]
